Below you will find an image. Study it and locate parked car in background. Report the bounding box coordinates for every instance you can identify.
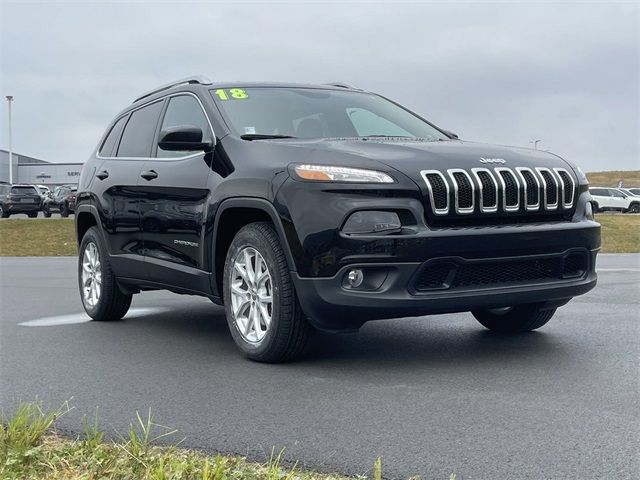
[589,187,640,213]
[0,184,42,218]
[627,187,640,196]
[36,185,51,197]
[618,188,640,198]
[43,184,77,217]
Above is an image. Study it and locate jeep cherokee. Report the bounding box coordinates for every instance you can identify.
[75,76,600,362]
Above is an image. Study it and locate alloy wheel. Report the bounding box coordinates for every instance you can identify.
[81,242,102,308]
[230,247,273,343]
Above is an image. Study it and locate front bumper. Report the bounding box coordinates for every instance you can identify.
[292,220,600,331]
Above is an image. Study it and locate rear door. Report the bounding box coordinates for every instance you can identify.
[138,93,213,288]
[94,100,164,276]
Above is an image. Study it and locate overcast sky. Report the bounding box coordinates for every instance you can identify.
[1,0,638,171]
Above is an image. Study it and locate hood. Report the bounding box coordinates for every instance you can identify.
[269,137,572,187]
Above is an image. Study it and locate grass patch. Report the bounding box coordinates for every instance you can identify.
[586,170,640,187]
[2,400,430,480]
[0,219,76,256]
[595,214,640,253]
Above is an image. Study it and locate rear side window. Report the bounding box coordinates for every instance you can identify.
[99,115,128,156]
[609,189,625,198]
[11,186,38,195]
[590,188,607,196]
[117,100,163,158]
[157,95,211,158]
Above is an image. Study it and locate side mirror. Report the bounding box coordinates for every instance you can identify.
[443,130,459,139]
[158,125,213,152]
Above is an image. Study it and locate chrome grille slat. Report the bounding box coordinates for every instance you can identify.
[495,167,520,212]
[420,170,450,215]
[447,169,475,214]
[516,167,541,211]
[471,168,498,213]
[536,167,559,210]
[554,168,575,208]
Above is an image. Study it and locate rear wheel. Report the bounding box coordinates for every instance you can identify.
[223,222,314,362]
[79,226,132,321]
[43,205,52,218]
[472,303,556,333]
[0,206,9,218]
[627,203,640,214]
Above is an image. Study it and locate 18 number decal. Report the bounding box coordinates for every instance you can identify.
[214,88,249,100]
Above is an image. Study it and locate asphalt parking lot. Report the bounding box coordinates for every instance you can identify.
[1,255,638,479]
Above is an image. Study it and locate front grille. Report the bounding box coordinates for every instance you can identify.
[421,166,576,224]
[413,251,588,292]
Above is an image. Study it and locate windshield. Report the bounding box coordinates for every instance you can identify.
[212,87,447,141]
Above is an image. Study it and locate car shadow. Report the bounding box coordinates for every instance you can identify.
[120,300,571,371]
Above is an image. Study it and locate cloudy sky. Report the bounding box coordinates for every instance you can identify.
[1,0,638,171]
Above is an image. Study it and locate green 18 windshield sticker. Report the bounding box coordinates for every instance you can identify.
[214,88,249,100]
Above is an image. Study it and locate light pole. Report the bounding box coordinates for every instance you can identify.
[5,95,13,184]
[530,139,541,150]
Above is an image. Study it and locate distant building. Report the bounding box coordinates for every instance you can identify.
[0,149,83,186]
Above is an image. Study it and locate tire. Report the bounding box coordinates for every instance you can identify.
[78,226,132,321]
[591,202,599,214]
[0,206,9,218]
[43,206,52,218]
[223,221,314,362]
[627,203,640,214]
[472,303,556,333]
[60,203,70,218]
[28,212,38,218]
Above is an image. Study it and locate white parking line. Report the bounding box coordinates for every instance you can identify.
[18,307,169,327]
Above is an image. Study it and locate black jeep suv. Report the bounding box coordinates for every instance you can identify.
[0,184,41,218]
[76,76,600,362]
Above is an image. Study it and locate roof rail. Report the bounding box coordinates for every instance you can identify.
[324,82,359,90]
[133,75,213,103]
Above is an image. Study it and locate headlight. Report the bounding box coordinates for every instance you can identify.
[293,164,394,183]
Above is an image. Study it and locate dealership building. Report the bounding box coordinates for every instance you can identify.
[0,149,84,186]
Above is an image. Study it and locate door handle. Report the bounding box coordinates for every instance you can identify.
[140,170,158,181]
[96,170,109,180]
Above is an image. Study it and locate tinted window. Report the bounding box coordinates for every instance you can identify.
[590,188,607,196]
[629,188,640,195]
[610,189,625,198]
[11,186,38,195]
[99,115,128,156]
[157,95,211,158]
[117,100,163,158]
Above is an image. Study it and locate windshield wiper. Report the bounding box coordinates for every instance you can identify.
[240,134,296,141]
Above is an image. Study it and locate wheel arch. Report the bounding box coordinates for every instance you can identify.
[210,198,298,297]
[75,204,103,245]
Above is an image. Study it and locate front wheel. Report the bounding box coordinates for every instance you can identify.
[43,206,52,218]
[223,222,314,363]
[60,203,70,217]
[79,226,132,321]
[472,303,556,333]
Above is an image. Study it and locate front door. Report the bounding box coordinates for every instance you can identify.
[138,93,213,289]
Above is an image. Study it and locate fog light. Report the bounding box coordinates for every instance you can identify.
[346,269,364,288]
[342,211,401,235]
[585,202,594,220]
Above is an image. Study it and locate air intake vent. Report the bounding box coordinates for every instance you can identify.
[421,171,449,215]
[449,170,474,213]
[537,168,559,210]
[517,167,540,211]
[555,168,575,208]
[497,168,520,211]
[472,168,498,212]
